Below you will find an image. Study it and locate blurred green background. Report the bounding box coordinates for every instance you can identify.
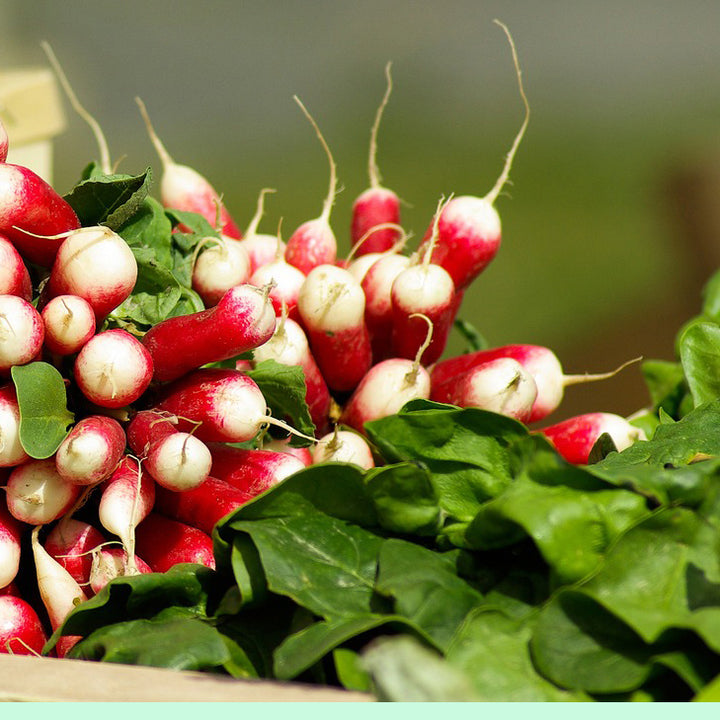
[3,0,720,422]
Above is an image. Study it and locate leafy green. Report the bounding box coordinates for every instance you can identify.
[11,361,74,459]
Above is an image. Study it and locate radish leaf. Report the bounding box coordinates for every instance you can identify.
[10,361,74,459]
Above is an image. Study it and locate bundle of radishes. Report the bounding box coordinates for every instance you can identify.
[0,23,646,660]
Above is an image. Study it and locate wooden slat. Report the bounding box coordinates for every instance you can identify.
[0,655,374,702]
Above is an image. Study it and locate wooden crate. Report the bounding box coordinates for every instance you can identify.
[0,655,374,702]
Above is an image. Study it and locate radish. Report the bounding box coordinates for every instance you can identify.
[134,512,216,572]
[0,502,22,590]
[430,356,538,422]
[140,283,276,382]
[250,223,307,321]
[207,443,305,501]
[54,415,126,486]
[0,595,48,656]
[0,163,80,267]
[0,236,32,301]
[350,62,402,257]
[5,459,81,525]
[429,344,639,424]
[312,428,375,470]
[0,117,7,163]
[144,431,212,492]
[538,412,647,465]
[284,97,338,274]
[74,328,153,409]
[238,187,282,273]
[97,456,156,573]
[296,264,372,393]
[88,547,152,596]
[154,475,249,535]
[340,314,433,433]
[40,295,96,357]
[44,518,107,588]
[151,367,313,444]
[0,384,30,468]
[390,198,457,365]
[360,250,411,362]
[190,233,252,307]
[417,20,530,291]
[0,295,44,373]
[31,525,87,658]
[127,410,212,492]
[135,97,242,238]
[42,225,138,323]
[252,313,332,433]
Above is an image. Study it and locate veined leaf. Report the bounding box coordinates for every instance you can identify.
[11,362,74,459]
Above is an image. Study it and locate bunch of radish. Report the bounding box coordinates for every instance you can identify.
[0,22,649,660]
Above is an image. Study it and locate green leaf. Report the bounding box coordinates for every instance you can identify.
[453,318,489,352]
[447,607,588,701]
[679,321,720,407]
[375,539,484,651]
[231,513,385,620]
[363,462,442,536]
[365,401,527,532]
[246,359,315,445]
[361,635,483,701]
[68,616,231,672]
[64,168,152,230]
[641,359,688,417]
[11,362,74,459]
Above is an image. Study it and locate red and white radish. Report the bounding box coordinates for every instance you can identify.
[0,236,32,301]
[417,21,529,291]
[538,412,647,465]
[88,547,152,596]
[5,459,81,526]
[312,428,375,470]
[31,525,87,658]
[135,512,216,572]
[151,367,312,445]
[431,356,538,422]
[136,97,242,238]
[250,224,307,321]
[154,475,248,535]
[0,384,29,468]
[0,595,48,656]
[340,314,433,432]
[207,443,305,501]
[191,234,252,307]
[0,502,22,590]
[390,199,457,365]
[41,295,96,357]
[74,328,153,409]
[0,163,80,267]
[429,344,638,424]
[44,518,107,588]
[252,313,332,433]
[0,294,44,373]
[42,225,138,323]
[350,62,402,257]
[140,283,276,382]
[296,264,372,393]
[144,431,212,492]
[284,97,338,274]
[97,456,156,571]
[238,188,281,273]
[54,415,126,486]
[360,249,411,362]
